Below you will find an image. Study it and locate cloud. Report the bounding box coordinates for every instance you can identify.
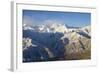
[23,15,64,27]
[42,19,64,25]
[23,16,34,26]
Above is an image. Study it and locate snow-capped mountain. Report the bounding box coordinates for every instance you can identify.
[23,23,91,42]
[23,23,91,40]
[23,23,70,33]
[23,24,35,30]
[23,23,91,62]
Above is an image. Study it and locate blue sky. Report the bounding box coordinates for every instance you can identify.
[23,10,91,27]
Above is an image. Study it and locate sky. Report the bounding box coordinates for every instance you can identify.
[23,10,91,27]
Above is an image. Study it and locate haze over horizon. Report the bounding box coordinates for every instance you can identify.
[23,10,91,27]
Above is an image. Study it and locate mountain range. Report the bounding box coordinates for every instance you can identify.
[23,23,91,62]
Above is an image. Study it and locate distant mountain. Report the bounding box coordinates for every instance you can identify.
[23,23,79,33]
[23,24,35,31]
